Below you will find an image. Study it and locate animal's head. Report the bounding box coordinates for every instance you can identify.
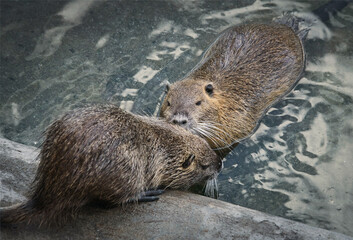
[160,134,222,190]
[160,78,235,153]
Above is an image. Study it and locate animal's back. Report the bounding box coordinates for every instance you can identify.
[1,105,221,227]
[193,21,305,118]
[0,107,147,227]
[160,16,308,155]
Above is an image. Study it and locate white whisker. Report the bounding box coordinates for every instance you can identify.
[205,176,219,198]
[197,121,251,151]
[198,126,229,150]
[194,127,222,149]
[197,124,233,151]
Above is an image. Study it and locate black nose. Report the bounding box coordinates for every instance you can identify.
[171,114,188,126]
[173,119,187,125]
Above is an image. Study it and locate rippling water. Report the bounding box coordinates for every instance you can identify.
[1,0,352,236]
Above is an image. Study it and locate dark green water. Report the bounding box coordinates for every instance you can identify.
[1,0,352,236]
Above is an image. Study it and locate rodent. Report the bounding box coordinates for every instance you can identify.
[160,15,309,157]
[0,105,222,227]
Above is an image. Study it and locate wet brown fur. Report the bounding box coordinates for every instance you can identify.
[160,16,308,157]
[0,105,221,228]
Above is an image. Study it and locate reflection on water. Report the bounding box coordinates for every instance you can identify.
[0,0,352,236]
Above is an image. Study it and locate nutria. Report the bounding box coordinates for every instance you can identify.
[0,105,222,227]
[160,15,309,157]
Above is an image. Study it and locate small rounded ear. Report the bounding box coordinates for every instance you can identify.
[165,83,170,93]
[205,84,214,95]
[182,154,195,168]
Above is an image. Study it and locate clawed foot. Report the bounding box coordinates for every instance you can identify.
[127,189,165,203]
[137,189,165,202]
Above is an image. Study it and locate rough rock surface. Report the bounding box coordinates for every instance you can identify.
[0,137,351,240]
[0,138,39,206]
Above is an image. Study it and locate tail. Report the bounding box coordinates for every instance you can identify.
[0,200,38,228]
[274,14,310,42]
[0,199,72,228]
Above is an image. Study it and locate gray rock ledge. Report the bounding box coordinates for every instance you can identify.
[1,137,351,240]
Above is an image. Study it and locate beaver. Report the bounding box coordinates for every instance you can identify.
[160,15,309,157]
[0,105,222,227]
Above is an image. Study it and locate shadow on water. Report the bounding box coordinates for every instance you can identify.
[1,0,353,236]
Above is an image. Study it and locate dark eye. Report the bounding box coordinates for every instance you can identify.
[195,101,202,106]
[167,101,171,106]
[182,154,195,168]
[200,163,210,170]
[205,84,213,95]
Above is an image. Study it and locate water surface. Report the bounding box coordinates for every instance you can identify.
[1,0,352,236]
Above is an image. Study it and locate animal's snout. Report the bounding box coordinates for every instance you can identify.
[171,113,188,126]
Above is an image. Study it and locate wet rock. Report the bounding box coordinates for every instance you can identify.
[0,137,351,240]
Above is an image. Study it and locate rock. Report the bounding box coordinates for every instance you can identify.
[0,138,39,206]
[1,137,351,240]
